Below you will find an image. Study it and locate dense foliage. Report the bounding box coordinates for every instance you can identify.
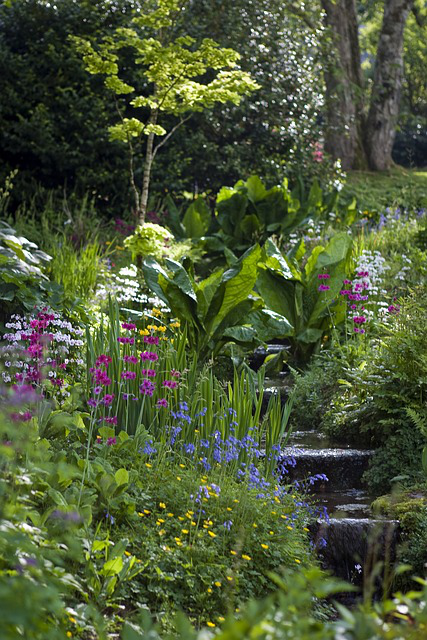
[1,1,427,637]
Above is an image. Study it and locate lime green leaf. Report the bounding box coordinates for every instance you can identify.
[115,468,129,486]
[100,556,124,577]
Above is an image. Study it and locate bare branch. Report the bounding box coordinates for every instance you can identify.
[152,114,192,161]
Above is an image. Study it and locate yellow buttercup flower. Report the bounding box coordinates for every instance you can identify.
[214,581,221,587]
[294,558,301,564]
[207,622,216,628]
[261,543,269,550]
[159,502,166,509]
[182,529,189,534]
[230,550,237,556]
[208,531,216,538]
[242,554,251,561]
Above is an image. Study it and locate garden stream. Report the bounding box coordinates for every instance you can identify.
[254,346,399,591]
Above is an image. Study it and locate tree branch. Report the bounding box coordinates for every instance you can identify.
[114,95,140,215]
[152,114,192,161]
[412,3,426,27]
[283,1,316,30]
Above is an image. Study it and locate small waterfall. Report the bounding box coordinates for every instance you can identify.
[256,349,400,590]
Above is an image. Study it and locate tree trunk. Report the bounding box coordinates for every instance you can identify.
[365,0,414,170]
[321,0,367,170]
[139,109,158,226]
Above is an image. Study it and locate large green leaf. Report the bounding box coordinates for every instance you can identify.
[246,308,294,342]
[256,188,287,226]
[222,325,257,343]
[164,259,197,301]
[182,199,211,237]
[210,244,261,333]
[210,297,263,348]
[100,556,124,577]
[196,269,224,320]
[245,175,267,203]
[315,232,352,270]
[296,327,323,344]
[256,269,296,325]
[305,245,325,280]
[141,258,172,306]
[307,266,347,326]
[216,192,248,236]
[142,258,199,326]
[263,238,295,279]
[240,213,261,237]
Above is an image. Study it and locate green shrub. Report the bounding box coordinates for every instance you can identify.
[323,289,427,492]
[0,220,53,320]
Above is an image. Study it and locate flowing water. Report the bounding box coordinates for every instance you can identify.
[253,347,399,588]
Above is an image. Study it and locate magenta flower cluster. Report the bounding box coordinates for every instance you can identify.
[121,322,137,331]
[2,308,84,401]
[340,277,369,333]
[317,273,330,292]
[140,351,158,362]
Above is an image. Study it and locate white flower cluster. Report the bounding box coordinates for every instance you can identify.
[2,311,85,395]
[354,250,390,318]
[395,254,412,282]
[94,264,168,309]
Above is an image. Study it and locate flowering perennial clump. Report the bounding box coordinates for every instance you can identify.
[2,309,85,407]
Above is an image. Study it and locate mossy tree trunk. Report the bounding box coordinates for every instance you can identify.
[365,0,414,170]
[321,0,367,170]
[321,0,414,171]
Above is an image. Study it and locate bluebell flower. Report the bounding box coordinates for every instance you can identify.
[199,456,211,472]
[142,439,157,455]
